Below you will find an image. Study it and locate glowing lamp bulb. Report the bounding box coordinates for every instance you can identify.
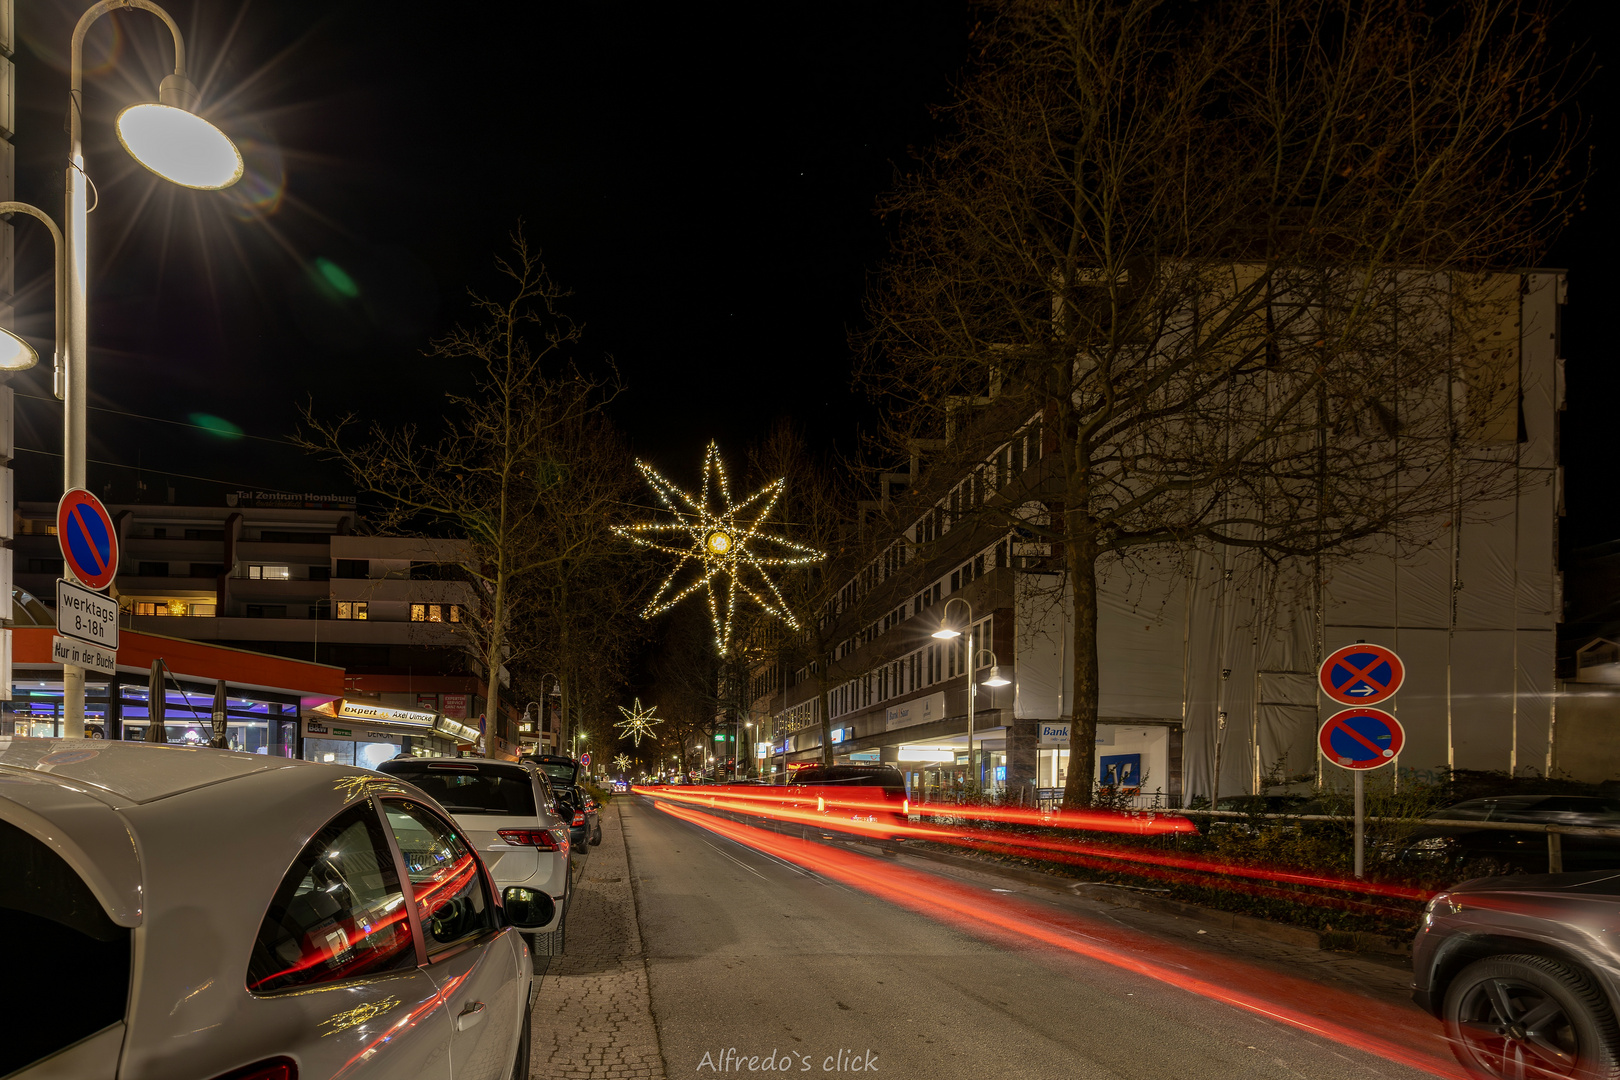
[0,328,38,371]
[115,104,243,190]
[931,626,962,640]
[981,666,1010,688]
[706,530,732,555]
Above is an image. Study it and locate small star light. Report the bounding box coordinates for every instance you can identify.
[614,698,663,747]
[613,754,632,773]
[613,441,824,654]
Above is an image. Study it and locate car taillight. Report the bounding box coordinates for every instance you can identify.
[211,1059,297,1080]
[571,812,585,827]
[903,799,908,815]
[498,828,563,851]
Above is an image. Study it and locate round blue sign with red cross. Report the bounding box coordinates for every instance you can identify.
[56,488,119,591]
[1317,643,1404,706]
[1319,707,1404,770]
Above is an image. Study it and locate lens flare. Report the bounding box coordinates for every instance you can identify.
[312,258,360,300]
[188,413,244,439]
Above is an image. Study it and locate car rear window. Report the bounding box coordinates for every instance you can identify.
[385,764,537,815]
[792,766,906,790]
[1,819,131,1073]
[525,758,579,787]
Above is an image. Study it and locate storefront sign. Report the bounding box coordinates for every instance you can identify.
[306,720,329,735]
[435,715,480,743]
[332,727,353,738]
[51,635,116,676]
[830,726,851,744]
[442,693,469,719]
[755,741,770,758]
[885,691,946,731]
[227,491,357,510]
[336,701,435,727]
[1038,722,1070,747]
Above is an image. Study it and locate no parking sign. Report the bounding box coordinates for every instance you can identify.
[1318,643,1404,706]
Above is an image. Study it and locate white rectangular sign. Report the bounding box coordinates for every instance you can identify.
[885,691,947,731]
[1037,722,1071,747]
[52,635,117,676]
[57,578,119,649]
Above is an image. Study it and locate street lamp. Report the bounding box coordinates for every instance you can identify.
[932,597,1006,791]
[27,0,243,737]
[0,205,63,373]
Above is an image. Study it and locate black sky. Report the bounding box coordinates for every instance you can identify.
[4,0,1613,555]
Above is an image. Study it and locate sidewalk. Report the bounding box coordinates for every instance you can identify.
[527,801,666,1080]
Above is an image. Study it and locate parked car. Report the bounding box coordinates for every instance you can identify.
[0,737,549,1080]
[1413,869,1620,1079]
[1186,794,1328,835]
[522,753,601,848]
[376,755,571,960]
[781,764,910,837]
[1396,795,1620,874]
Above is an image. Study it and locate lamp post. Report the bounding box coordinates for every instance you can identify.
[933,598,1007,792]
[11,1,243,738]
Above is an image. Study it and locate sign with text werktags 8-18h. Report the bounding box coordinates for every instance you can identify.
[57,578,119,650]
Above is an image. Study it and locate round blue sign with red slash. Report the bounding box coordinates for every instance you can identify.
[56,488,119,591]
[1318,643,1405,706]
[1319,708,1405,770]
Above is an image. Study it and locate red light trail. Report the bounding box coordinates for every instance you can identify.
[647,795,1467,1080]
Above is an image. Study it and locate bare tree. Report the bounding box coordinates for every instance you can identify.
[858,0,1584,806]
[299,233,621,748]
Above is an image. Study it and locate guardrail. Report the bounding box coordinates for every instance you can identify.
[1164,808,1620,873]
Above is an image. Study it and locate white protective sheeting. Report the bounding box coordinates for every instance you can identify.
[1095,561,1188,719]
[1013,571,1071,721]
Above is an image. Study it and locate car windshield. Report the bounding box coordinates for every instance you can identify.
[380,763,537,815]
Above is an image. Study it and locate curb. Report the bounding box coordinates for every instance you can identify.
[851,838,1411,962]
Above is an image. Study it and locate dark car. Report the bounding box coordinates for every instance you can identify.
[1413,869,1620,1079]
[522,754,602,849]
[1188,794,1328,836]
[784,764,910,836]
[1398,796,1620,874]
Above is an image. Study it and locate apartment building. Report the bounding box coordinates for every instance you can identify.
[755,272,1564,804]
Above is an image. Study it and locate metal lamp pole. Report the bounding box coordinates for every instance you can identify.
[57,0,243,737]
[933,597,977,790]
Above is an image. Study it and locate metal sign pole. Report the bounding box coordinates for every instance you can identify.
[1354,770,1365,879]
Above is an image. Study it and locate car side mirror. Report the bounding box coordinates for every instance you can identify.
[502,886,556,931]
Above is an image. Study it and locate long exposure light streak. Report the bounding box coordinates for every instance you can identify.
[649,797,1467,1080]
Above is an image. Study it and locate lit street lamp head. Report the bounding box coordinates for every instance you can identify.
[116,103,243,190]
[0,329,38,372]
[932,625,961,640]
[981,666,1010,688]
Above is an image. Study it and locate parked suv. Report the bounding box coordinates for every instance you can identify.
[1397,795,1620,874]
[1413,869,1620,1079]
[523,754,601,848]
[377,756,571,959]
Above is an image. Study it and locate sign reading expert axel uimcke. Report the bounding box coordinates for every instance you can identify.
[56,577,120,649]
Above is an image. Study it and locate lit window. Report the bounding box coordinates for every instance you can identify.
[166,599,188,617]
[191,604,216,617]
[249,565,291,580]
[136,602,157,617]
[428,605,443,622]
[337,602,368,621]
[411,604,425,622]
[448,605,461,623]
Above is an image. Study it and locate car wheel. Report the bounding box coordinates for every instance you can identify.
[1443,954,1620,1080]
[589,822,602,847]
[532,898,567,961]
[509,999,532,1080]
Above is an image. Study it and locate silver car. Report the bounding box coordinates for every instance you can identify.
[0,736,549,1080]
[375,757,571,959]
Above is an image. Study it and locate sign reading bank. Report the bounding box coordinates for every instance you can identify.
[885,691,947,731]
[1038,722,1070,747]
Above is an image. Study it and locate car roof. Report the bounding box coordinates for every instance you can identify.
[0,736,321,805]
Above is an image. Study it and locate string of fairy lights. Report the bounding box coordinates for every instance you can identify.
[613,753,633,773]
[611,440,824,656]
[614,698,664,746]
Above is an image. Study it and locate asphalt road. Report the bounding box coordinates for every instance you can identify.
[624,794,1450,1080]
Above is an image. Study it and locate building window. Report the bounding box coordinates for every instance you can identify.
[190,563,225,579]
[191,604,216,617]
[412,604,461,623]
[249,565,291,580]
[138,562,170,578]
[309,566,331,582]
[336,559,368,579]
[336,601,368,621]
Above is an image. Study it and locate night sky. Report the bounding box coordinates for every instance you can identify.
[3,0,1613,555]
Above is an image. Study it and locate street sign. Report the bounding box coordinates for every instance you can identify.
[56,578,119,649]
[1318,707,1405,770]
[51,635,117,677]
[56,489,118,591]
[1318,643,1404,706]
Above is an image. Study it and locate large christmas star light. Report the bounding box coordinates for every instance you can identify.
[614,698,663,746]
[613,441,824,654]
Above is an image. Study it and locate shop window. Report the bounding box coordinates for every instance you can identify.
[249,565,291,580]
[245,803,415,994]
[336,601,368,621]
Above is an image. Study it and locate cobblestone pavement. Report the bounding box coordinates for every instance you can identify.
[526,801,666,1080]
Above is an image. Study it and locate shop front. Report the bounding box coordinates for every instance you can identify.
[303,700,462,768]
[3,627,344,754]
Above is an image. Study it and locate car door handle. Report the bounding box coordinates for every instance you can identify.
[456,1000,486,1031]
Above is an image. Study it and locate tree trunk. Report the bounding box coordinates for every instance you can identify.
[1060,525,1100,809]
[484,571,506,754]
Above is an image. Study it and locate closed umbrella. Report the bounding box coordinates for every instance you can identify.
[210,681,228,749]
[145,660,167,743]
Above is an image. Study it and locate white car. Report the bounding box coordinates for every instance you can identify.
[375,756,571,959]
[0,736,547,1080]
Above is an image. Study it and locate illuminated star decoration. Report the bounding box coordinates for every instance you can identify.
[613,753,632,773]
[614,698,663,747]
[612,441,825,655]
